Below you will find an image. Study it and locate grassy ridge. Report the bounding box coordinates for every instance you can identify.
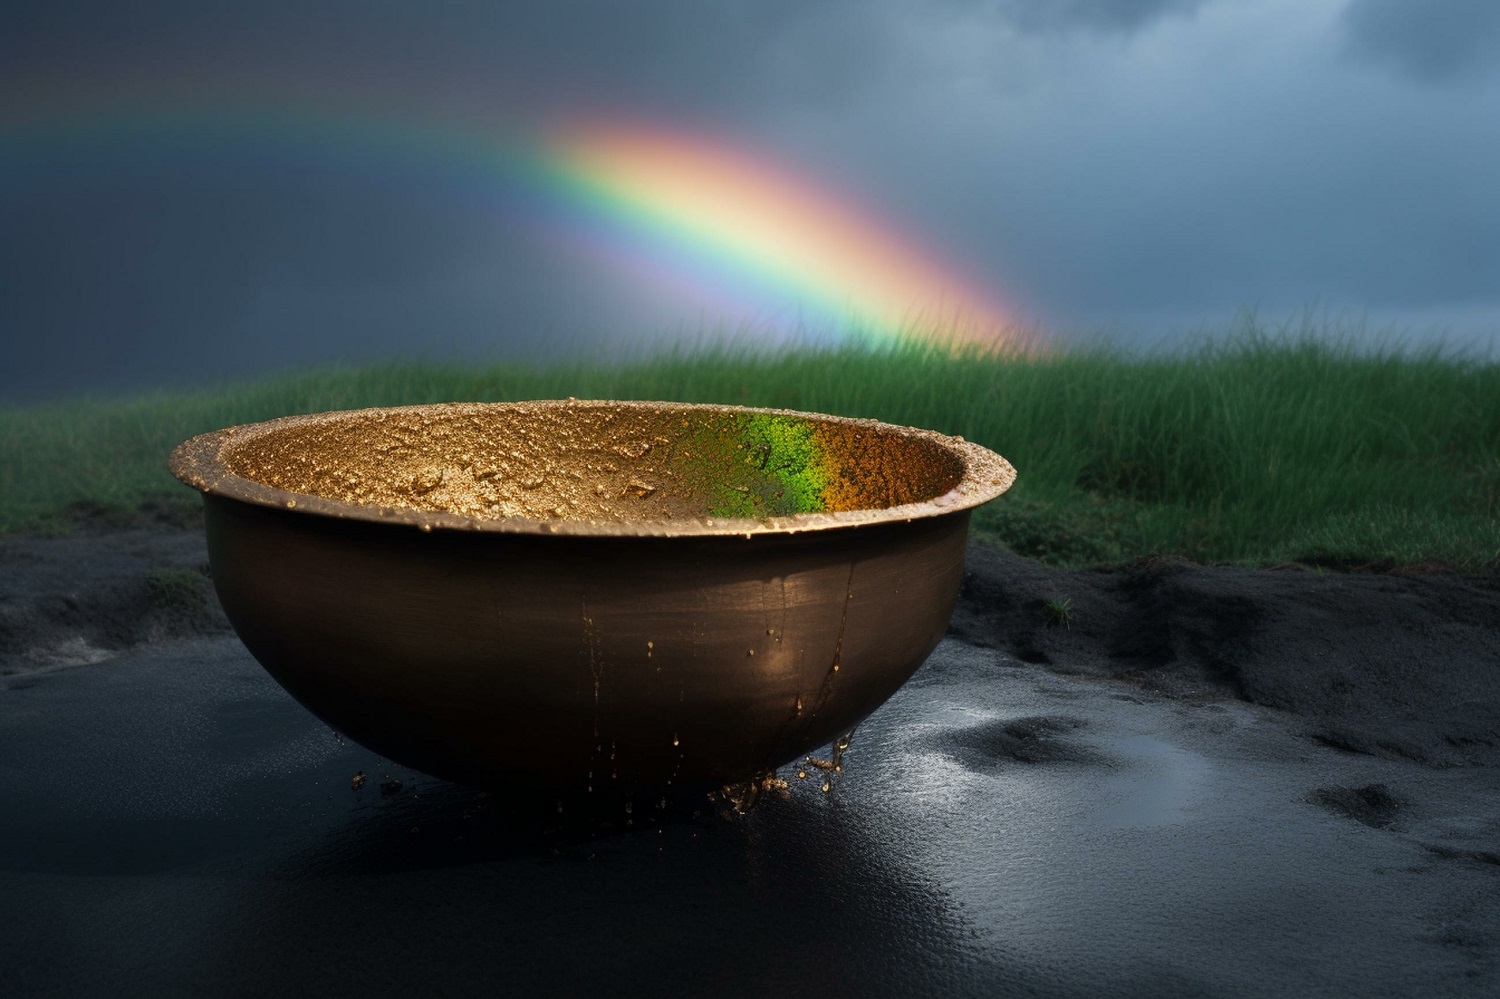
[3,328,1498,569]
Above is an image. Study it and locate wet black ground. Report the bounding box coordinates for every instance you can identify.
[3,630,1498,997]
[3,527,1499,996]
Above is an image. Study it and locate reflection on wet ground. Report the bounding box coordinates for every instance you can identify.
[2,636,1497,996]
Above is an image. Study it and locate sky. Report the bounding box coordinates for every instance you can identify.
[2,0,1498,402]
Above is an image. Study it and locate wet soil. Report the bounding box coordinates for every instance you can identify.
[950,545,1500,769]
[4,518,1500,995]
[0,521,227,678]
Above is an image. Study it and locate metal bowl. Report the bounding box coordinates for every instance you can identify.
[170,400,1015,790]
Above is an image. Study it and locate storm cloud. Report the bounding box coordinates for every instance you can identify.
[1342,0,1500,84]
[978,0,1207,35]
[2,0,1497,402]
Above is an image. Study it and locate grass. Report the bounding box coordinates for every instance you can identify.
[3,321,1498,571]
[1044,597,1074,630]
[144,567,208,613]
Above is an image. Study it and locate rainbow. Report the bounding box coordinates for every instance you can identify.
[1,95,1026,352]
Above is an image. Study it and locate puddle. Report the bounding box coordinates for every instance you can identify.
[1089,733,1214,829]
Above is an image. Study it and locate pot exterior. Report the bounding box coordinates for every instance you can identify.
[205,494,970,788]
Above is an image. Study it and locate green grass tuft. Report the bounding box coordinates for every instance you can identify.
[144,567,207,612]
[1044,596,1073,630]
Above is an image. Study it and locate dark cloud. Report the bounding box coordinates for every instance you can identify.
[982,0,1206,35]
[2,0,1209,122]
[0,151,627,402]
[2,1,1498,402]
[1342,0,1500,84]
[2,1,900,121]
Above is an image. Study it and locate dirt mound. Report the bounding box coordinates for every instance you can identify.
[0,527,228,678]
[951,545,1500,767]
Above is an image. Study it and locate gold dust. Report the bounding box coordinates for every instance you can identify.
[177,401,1017,534]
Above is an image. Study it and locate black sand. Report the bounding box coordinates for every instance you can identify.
[950,544,1500,768]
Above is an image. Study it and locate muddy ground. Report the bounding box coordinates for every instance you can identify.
[4,518,1500,995]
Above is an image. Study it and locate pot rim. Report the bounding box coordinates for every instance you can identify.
[169,399,1015,538]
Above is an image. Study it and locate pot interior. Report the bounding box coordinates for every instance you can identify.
[218,401,969,526]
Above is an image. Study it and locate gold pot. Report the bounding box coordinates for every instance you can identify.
[170,400,1014,789]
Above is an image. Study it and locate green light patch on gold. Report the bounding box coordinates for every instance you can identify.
[669,414,833,519]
